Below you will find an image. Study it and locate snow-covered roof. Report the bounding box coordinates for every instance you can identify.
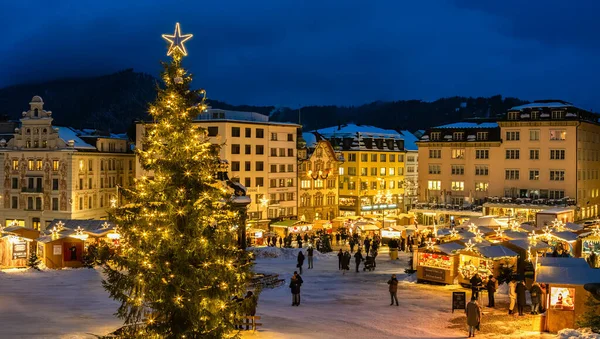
[503,230,529,240]
[538,257,590,268]
[400,130,418,151]
[56,127,96,150]
[551,231,579,242]
[538,208,575,214]
[435,241,464,254]
[565,222,584,231]
[508,239,551,251]
[434,122,498,129]
[510,102,573,111]
[536,265,600,285]
[476,245,518,259]
[311,124,402,138]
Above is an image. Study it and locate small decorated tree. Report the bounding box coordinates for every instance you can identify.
[27,251,41,271]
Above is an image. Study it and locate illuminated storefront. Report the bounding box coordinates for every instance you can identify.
[416,242,464,284]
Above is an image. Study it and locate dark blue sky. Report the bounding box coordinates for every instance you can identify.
[1,1,599,110]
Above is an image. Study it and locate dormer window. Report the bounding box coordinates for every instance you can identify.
[34,140,39,148]
[26,129,31,134]
[531,111,540,120]
[551,111,565,119]
[476,132,488,141]
[507,112,519,120]
[34,109,39,117]
[431,132,441,141]
[453,132,464,141]
[26,140,31,148]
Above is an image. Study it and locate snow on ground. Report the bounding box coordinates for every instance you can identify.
[0,247,571,338]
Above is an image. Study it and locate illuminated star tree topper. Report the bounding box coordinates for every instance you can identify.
[162,22,193,56]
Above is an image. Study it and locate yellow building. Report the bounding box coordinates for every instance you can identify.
[416,100,600,224]
[0,96,135,230]
[306,124,406,217]
[297,133,342,222]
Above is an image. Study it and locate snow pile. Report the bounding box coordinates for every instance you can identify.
[250,247,329,260]
[402,273,417,283]
[559,328,600,339]
[497,282,509,295]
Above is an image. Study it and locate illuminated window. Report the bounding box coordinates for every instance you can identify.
[361,167,368,176]
[36,160,43,171]
[314,180,324,188]
[380,167,386,176]
[451,149,465,159]
[550,130,566,141]
[28,160,34,170]
[529,170,539,181]
[550,287,575,311]
[389,167,395,176]
[12,160,19,170]
[475,182,488,192]
[301,180,311,189]
[427,180,441,190]
[451,181,464,191]
[53,160,59,171]
[339,167,344,175]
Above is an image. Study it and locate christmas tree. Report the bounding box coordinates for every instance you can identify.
[103,23,253,338]
[27,251,41,270]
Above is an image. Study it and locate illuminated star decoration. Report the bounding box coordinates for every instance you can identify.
[528,231,537,246]
[449,228,459,238]
[474,230,484,243]
[592,225,600,237]
[425,238,436,251]
[510,221,520,232]
[465,239,476,252]
[56,220,65,230]
[162,22,193,56]
[468,223,478,233]
[543,226,553,239]
[495,228,504,238]
[101,221,110,229]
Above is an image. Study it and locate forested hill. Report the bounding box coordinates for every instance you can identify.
[0,69,528,134]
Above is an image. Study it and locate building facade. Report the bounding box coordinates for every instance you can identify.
[298,133,342,222]
[400,130,419,211]
[0,96,135,230]
[136,108,300,221]
[306,124,406,216]
[416,100,600,223]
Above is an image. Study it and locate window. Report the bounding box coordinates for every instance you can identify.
[231,144,240,154]
[551,111,565,119]
[429,149,441,159]
[256,129,264,138]
[506,149,520,159]
[232,127,240,137]
[348,181,356,190]
[506,131,520,141]
[36,160,43,171]
[451,165,464,175]
[529,170,539,180]
[256,145,264,155]
[451,149,465,159]
[101,161,104,171]
[79,178,84,190]
[255,177,264,186]
[530,130,540,141]
[270,179,277,188]
[245,128,251,138]
[11,178,18,189]
[476,132,488,141]
[270,164,277,173]
[398,167,404,175]
[244,162,251,171]
[279,148,286,157]
[549,190,565,199]
[28,197,34,210]
[360,154,368,162]
[231,161,240,171]
[279,165,286,173]
[430,132,441,141]
[244,145,251,154]
[475,182,488,192]
[550,149,566,160]
[389,154,396,162]
[53,160,59,171]
[505,169,520,180]
[380,168,386,176]
[380,154,386,162]
[360,181,368,190]
[428,164,441,174]
[348,167,356,176]
[88,196,93,209]
[11,196,18,209]
[407,166,415,173]
[428,181,441,190]
[361,167,368,176]
[256,161,264,171]
[327,179,336,189]
[52,198,59,211]
[315,179,324,188]
[287,133,293,141]
[339,168,345,175]
[371,181,377,189]
[88,178,92,189]
[453,132,464,141]
[207,126,218,136]
[28,160,34,170]
[348,153,357,162]
[389,167,395,175]
[530,149,540,160]
[88,160,93,172]
[287,148,294,157]
[507,112,519,120]
[12,159,19,170]
[371,154,378,162]
[288,164,294,172]
[271,133,278,141]
[270,148,277,157]
[550,130,566,141]
[550,170,565,181]
[451,181,464,191]
[370,167,377,176]
[398,154,404,162]
[475,149,489,159]
[52,179,59,190]
[244,178,251,187]
[287,179,294,187]
[301,180,311,189]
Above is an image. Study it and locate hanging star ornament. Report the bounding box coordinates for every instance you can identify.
[162,22,193,56]
[592,225,600,237]
[495,228,504,239]
[465,239,476,252]
[425,238,436,251]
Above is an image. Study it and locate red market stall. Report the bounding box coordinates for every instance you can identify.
[416,241,464,284]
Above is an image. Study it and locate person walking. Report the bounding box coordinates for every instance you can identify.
[486,275,498,308]
[278,236,283,248]
[530,282,542,315]
[307,246,314,269]
[337,249,343,270]
[364,237,371,256]
[470,272,483,300]
[335,233,340,246]
[342,251,351,275]
[387,274,399,306]
[466,296,482,337]
[349,238,355,253]
[289,271,303,306]
[508,279,517,315]
[516,280,527,316]
[354,249,364,273]
[242,291,258,330]
[297,251,305,274]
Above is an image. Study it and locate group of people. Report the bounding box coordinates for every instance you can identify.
[295,246,315,274]
[232,291,258,330]
[508,280,547,316]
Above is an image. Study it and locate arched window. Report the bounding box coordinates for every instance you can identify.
[26,129,31,134]
[42,128,47,134]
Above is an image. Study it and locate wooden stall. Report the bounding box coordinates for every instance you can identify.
[536,208,575,228]
[416,241,464,285]
[575,228,600,267]
[269,220,312,237]
[504,239,551,280]
[36,234,85,269]
[536,264,600,333]
[544,231,578,257]
[456,245,518,286]
[2,226,41,241]
[0,234,32,268]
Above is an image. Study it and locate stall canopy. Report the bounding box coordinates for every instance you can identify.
[565,222,584,232]
[435,242,465,254]
[270,220,310,228]
[508,239,551,252]
[536,265,600,285]
[538,257,590,268]
[503,230,529,240]
[477,245,518,259]
[463,216,502,228]
[356,222,380,231]
[551,231,579,242]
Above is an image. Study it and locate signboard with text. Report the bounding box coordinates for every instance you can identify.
[452,291,466,313]
[12,241,27,259]
[422,266,446,283]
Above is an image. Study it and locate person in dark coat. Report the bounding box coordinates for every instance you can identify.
[337,249,343,270]
[303,233,309,243]
[307,246,314,269]
[516,280,527,316]
[342,251,351,274]
[242,291,258,329]
[486,275,498,308]
[278,236,283,248]
[335,233,340,245]
[530,282,542,315]
[349,238,355,253]
[470,272,483,300]
[465,296,482,337]
[364,238,371,255]
[387,274,399,306]
[354,249,364,272]
[297,251,305,274]
[289,271,303,306]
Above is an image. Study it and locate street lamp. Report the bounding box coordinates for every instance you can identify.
[307,169,330,180]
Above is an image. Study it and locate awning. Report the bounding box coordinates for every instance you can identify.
[536,265,600,285]
[475,245,518,259]
[270,220,310,228]
[434,242,465,254]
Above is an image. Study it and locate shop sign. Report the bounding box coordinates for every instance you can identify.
[423,266,446,282]
[361,204,398,211]
[12,241,27,259]
[452,292,466,313]
[53,245,62,255]
[339,197,357,208]
[381,230,401,238]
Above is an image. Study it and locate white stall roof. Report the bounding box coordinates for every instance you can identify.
[538,257,590,268]
[536,266,600,285]
[551,231,579,242]
[435,242,464,254]
[504,230,529,240]
[476,245,518,259]
[508,239,551,251]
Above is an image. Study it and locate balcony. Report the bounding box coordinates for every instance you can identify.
[21,187,43,193]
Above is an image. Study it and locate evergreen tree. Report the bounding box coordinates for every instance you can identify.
[103,23,253,338]
[27,251,41,270]
[576,294,600,333]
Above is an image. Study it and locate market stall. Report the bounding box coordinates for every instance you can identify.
[416,241,464,284]
[544,231,578,257]
[504,239,551,279]
[535,263,600,333]
[576,227,600,267]
[36,233,85,269]
[457,245,518,285]
[246,228,265,246]
[0,233,32,268]
[269,220,312,237]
